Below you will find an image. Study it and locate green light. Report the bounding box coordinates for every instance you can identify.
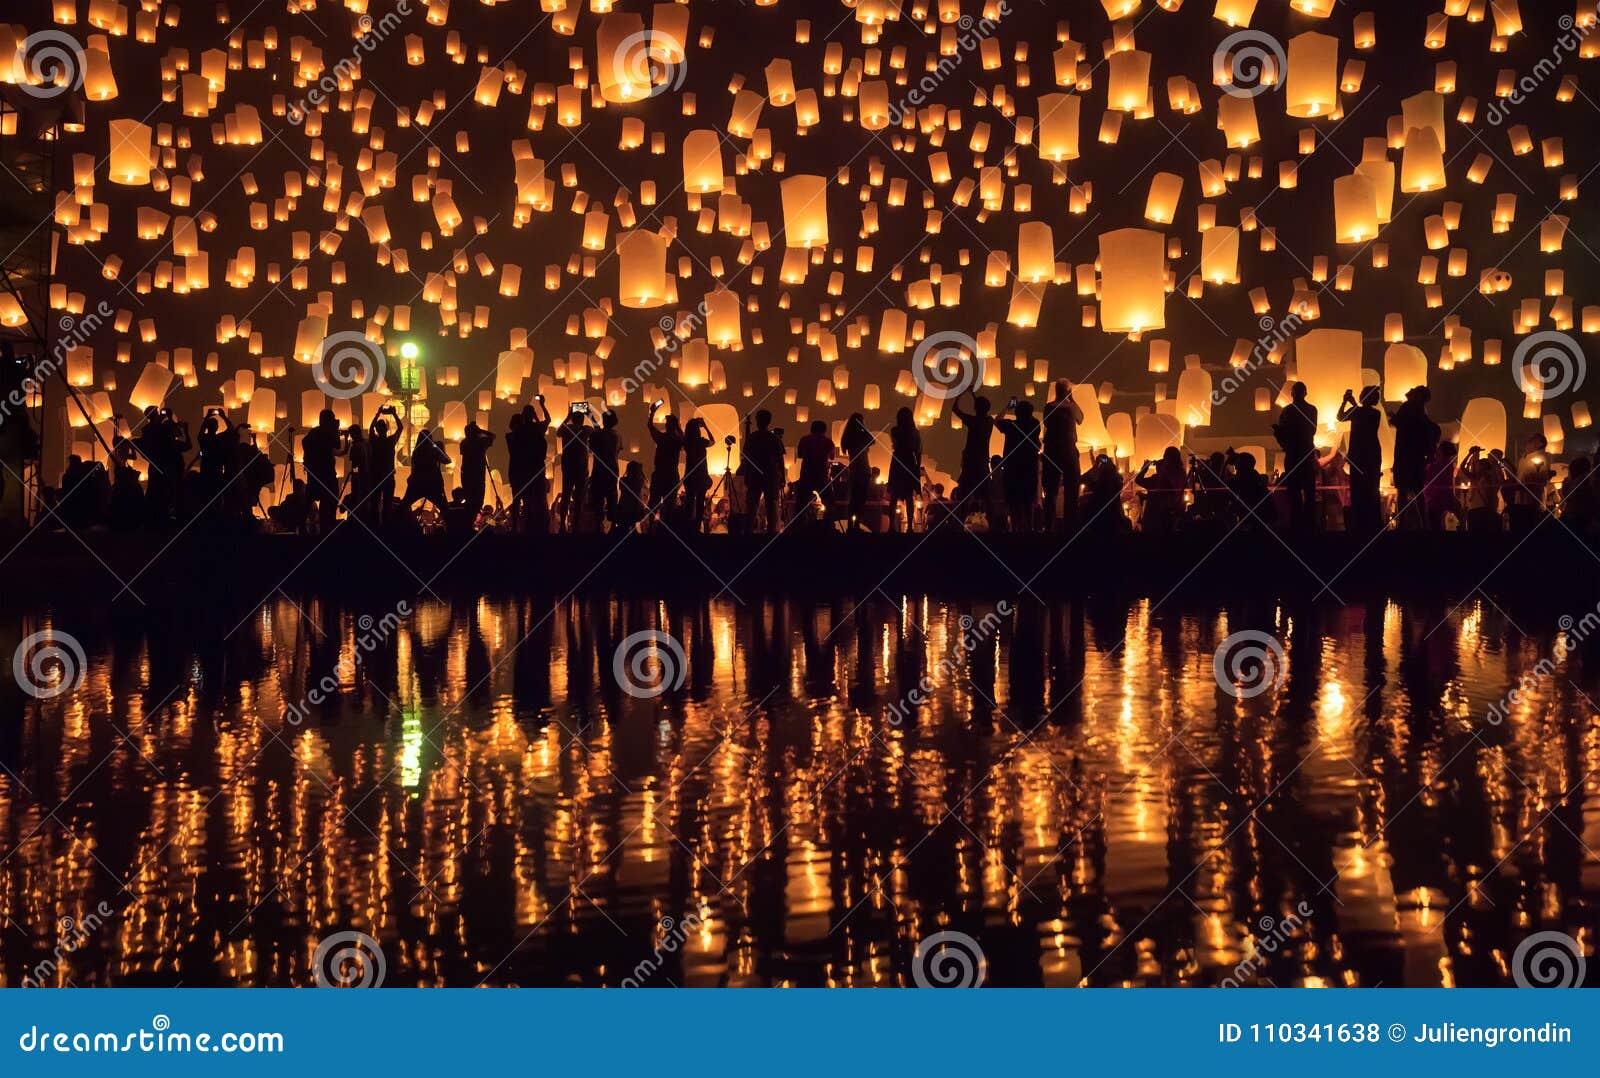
[399,342,419,361]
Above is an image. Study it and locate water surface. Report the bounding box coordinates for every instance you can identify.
[3,595,1597,987]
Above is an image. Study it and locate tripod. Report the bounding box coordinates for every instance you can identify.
[703,441,739,533]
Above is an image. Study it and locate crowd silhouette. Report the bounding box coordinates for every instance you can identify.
[36,377,1600,547]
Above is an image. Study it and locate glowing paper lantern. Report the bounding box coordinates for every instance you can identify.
[1285,32,1339,118]
[1036,93,1081,161]
[1135,411,1184,461]
[108,119,153,185]
[1017,221,1054,283]
[129,362,174,410]
[1200,227,1240,284]
[1176,362,1214,427]
[1333,173,1378,243]
[1458,398,1507,455]
[1106,51,1151,112]
[616,230,669,308]
[1399,127,1445,193]
[1382,343,1428,400]
[1295,329,1363,430]
[1098,228,1166,334]
[682,130,724,193]
[779,175,829,248]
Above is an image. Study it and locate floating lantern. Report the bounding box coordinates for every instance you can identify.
[1295,328,1362,429]
[1458,398,1507,455]
[1285,32,1339,118]
[1098,228,1166,334]
[617,230,669,308]
[780,175,829,248]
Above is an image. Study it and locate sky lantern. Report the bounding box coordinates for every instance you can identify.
[779,175,829,248]
[1295,329,1363,429]
[1402,91,1446,152]
[705,288,741,348]
[1399,127,1445,193]
[1200,227,1240,285]
[1176,360,1213,427]
[597,13,651,103]
[1135,411,1183,461]
[1144,172,1182,224]
[1285,32,1339,118]
[1106,50,1151,112]
[1383,343,1428,400]
[1016,221,1054,283]
[682,129,723,193]
[1333,173,1378,243]
[1098,228,1166,334]
[616,230,668,308]
[108,119,152,185]
[1036,93,1081,161]
[1459,398,1507,455]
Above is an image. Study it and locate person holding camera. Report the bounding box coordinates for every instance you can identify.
[557,402,592,533]
[366,404,402,526]
[587,408,622,531]
[994,397,1041,532]
[506,398,550,535]
[460,419,497,516]
[741,410,786,533]
[301,409,343,533]
[647,400,685,527]
[681,417,716,530]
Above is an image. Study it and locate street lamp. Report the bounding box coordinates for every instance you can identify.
[394,340,423,462]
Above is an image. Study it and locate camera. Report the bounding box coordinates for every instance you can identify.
[1007,397,1018,410]
[571,401,590,415]
[723,434,737,447]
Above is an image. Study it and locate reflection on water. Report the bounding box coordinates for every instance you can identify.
[2,595,1598,987]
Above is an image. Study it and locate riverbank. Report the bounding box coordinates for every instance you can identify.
[2,523,1592,608]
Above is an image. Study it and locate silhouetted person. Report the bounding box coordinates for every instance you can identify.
[1509,434,1552,535]
[588,409,621,529]
[617,460,648,532]
[271,478,310,531]
[195,410,234,513]
[367,405,401,525]
[233,428,273,523]
[1459,446,1505,532]
[647,400,684,524]
[1041,379,1084,533]
[1135,447,1185,535]
[952,390,994,504]
[344,424,369,517]
[1338,386,1383,534]
[741,410,786,533]
[109,449,144,531]
[58,454,108,529]
[995,398,1041,531]
[1083,454,1126,532]
[1228,451,1271,524]
[1389,386,1438,530]
[403,427,450,516]
[301,408,342,532]
[1274,381,1319,533]
[135,405,188,525]
[1562,455,1599,540]
[795,419,834,522]
[506,398,550,534]
[840,412,875,531]
[683,416,715,529]
[1423,441,1459,529]
[443,486,477,537]
[888,407,921,533]
[558,404,591,532]
[458,420,496,515]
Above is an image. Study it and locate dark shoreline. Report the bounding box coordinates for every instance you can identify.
[3,524,1594,610]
